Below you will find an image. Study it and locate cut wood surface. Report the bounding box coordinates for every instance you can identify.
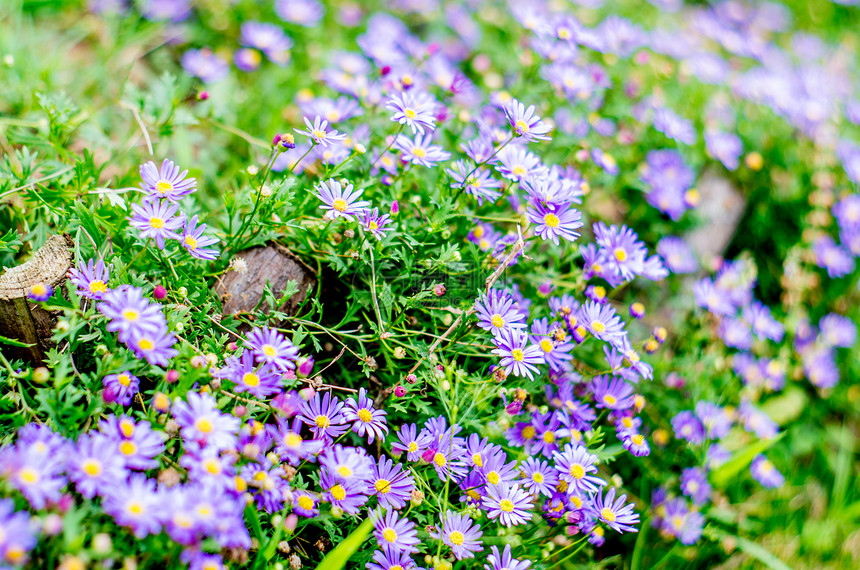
[216,242,316,319]
[0,234,73,363]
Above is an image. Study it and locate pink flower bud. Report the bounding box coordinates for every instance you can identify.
[198,91,209,101]
[405,373,417,384]
[297,357,315,378]
[233,406,247,417]
[506,401,523,415]
[166,369,180,384]
[390,200,399,214]
[43,513,63,536]
[153,285,167,300]
[190,355,206,369]
[394,385,406,397]
[433,284,446,297]
[284,513,299,532]
[299,387,316,400]
[421,448,436,463]
[227,341,238,352]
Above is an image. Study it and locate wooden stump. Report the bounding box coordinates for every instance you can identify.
[0,234,73,364]
[216,242,316,320]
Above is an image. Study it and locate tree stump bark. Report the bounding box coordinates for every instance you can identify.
[215,242,316,320]
[0,234,73,364]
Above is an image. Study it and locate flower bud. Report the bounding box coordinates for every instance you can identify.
[284,513,299,532]
[152,392,171,412]
[233,405,247,417]
[405,373,417,384]
[56,319,70,333]
[190,355,206,369]
[43,513,63,535]
[153,285,167,300]
[165,369,180,384]
[390,200,399,214]
[440,379,451,391]
[175,322,185,333]
[198,91,209,101]
[93,533,112,555]
[393,347,406,358]
[394,385,406,397]
[32,367,50,383]
[177,286,188,297]
[433,284,446,296]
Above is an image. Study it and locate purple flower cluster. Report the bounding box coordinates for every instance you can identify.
[98,285,178,367]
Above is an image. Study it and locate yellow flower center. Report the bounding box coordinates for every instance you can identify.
[127,502,143,516]
[368,221,379,231]
[472,453,483,467]
[570,464,585,479]
[404,108,417,119]
[297,495,314,510]
[532,472,544,483]
[540,339,554,353]
[120,420,135,437]
[592,286,606,299]
[543,431,555,443]
[449,530,465,545]
[614,248,627,262]
[490,314,505,328]
[358,408,373,423]
[632,434,645,446]
[333,198,348,212]
[315,415,330,428]
[487,471,500,485]
[330,485,346,501]
[118,373,131,387]
[195,417,214,434]
[120,441,136,455]
[184,236,198,250]
[90,280,108,294]
[603,394,617,406]
[122,309,139,322]
[601,507,616,522]
[155,181,173,194]
[499,499,515,513]
[82,459,102,477]
[375,479,391,494]
[591,321,606,334]
[512,165,526,177]
[544,213,560,228]
[337,466,353,478]
[262,344,277,357]
[515,120,530,133]
[18,467,39,485]
[312,129,326,139]
[411,147,427,158]
[285,433,302,447]
[242,372,260,387]
[149,217,164,229]
[382,528,398,543]
[204,459,221,474]
[137,337,154,351]
[522,426,536,440]
[434,452,447,467]
[407,441,418,452]
[511,348,524,362]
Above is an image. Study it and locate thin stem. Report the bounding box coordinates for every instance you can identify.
[369,125,404,171]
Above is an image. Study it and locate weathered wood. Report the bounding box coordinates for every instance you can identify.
[685,169,746,265]
[215,242,316,319]
[0,234,73,364]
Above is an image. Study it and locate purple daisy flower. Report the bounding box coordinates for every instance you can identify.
[621,432,650,456]
[240,21,292,65]
[180,215,220,260]
[271,416,324,466]
[321,467,369,515]
[480,452,519,489]
[680,467,711,506]
[447,160,502,205]
[100,415,165,470]
[181,48,229,83]
[695,401,732,440]
[657,237,698,274]
[392,423,432,462]
[577,301,626,343]
[275,0,324,26]
[26,282,52,302]
[594,222,648,281]
[492,328,544,381]
[294,115,347,147]
[820,313,857,347]
[0,499,38,567]
[386,91,437,135]
[68,258,111,299]
[496,146,546,182]
[653,107,696,145]
[526,200,582,245]
[369,456,414,511]
[485,544,531,570]
[520,457,558,497]
[292,491,320,517]
[592,487,639,533]
[299,391,349,440]
[814,235,855,278]
[530,318,573,372]
[98,285,165,343]
[179,447,236,490]
[591,375,636,410]
[103,371,140,406]
[475,289,527,336]
[343,388,389,443]
[370,508,421,553]
[738,401,779,439]
[172,391,240,451]
[139,158,197,203]
[4,446,65,509]
[705,130,742,170]
[316,178,370,220]
[671,410,706,445]
[129,200,183,249]
[359,208,394,240]
[367,546,416,570]
[437,510,483,560]
[244,326,299,371]
[505,98,552,142]
[217,350,282,398]
[552,444,605,494]
[102,474,162,538]
[395,134,451,168]
[483,484,534,527]
[68,432,126,499]
[127,325,179,367]
[750,455,785,488]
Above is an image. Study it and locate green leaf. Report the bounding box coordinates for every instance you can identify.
[316,517,373,570]
[0,334,33,348]
[710,432,785,488]
[708,529,793,570]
